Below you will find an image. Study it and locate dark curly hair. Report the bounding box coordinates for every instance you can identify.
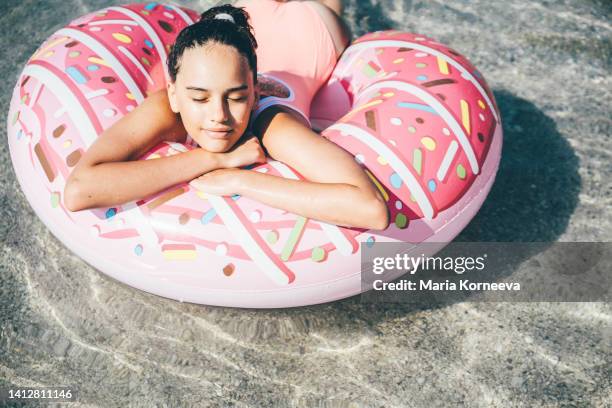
[167,4,258,84]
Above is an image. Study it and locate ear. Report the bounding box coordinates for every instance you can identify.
[167,81,179,113]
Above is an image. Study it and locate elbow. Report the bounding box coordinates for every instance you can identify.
[366,196,390,231]
[63,178,86,212]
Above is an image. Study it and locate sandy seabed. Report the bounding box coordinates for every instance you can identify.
[1,0,610,406]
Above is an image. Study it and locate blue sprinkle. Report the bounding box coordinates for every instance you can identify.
[134,244,143,256]
[201,208,217,224]
[66,66,88,84]
[16,130,23,140]
[105,208,117,218]
[417,75,428,81]
[86,64,99,71]
[366,236,375,248]
[231,194,241,200]
[428,179,437,192]
[164,5,173,10]
[144,39,154,49]
[397,102,438,115]
[144,2,157,10]
[390,173,402,189]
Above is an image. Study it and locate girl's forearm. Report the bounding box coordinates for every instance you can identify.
[65,149,226,211]
[235,171,389,230]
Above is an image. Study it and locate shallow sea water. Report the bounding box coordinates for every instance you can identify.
[1,0,610,406]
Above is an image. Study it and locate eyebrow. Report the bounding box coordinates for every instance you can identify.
[186,85,249,93]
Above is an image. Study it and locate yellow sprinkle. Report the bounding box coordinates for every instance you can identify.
[44,51,55,57]
[163,250,197,260]
[377,156,388,165]
[34,36,68,58]
[437,57,449,75]
[416,62,427,68]
[420,136,436,151]
[112,33,132,44]
[460,99,471,134]
[376,49,384,54]
[62,140,72,149]
[146,153,161,160]
[88,56,109,67]
[126,93,135,100]
[393,58,404,64]
[364,169,389,201]
[478,99,486,110]
[195,191,209,200]
[383,92,394,98]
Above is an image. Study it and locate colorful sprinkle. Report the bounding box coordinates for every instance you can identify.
[141,56,150,66]
[65,40,78,48]
[88,57,109,67]
[389,139,397,147]
[101,76,116,84]
[428,179,437,192]
[266,230,279,244]
[420,136,436,151]
[416,75,428,81]
[53,124,65,138]
[412,148,423,175]
[201,208,216,224]
[16,130,23,140]
[393,58,404,64]
[377,156,388,165]
[408,126,416,134]
[134,244,143,256]
[478,132,485,142]
[390,117,402,126]
[144,39,154,48]
[215,243,228,256]
[416,117,424,124]
[479,113,486,121]
[311,247,326,262]
[44,51,54,57]
[179,212,190,225]
[460,99,471,133]
[162,244,197,260]
[365,110,376,131]
[390,173,402,189]
[354,154,365,164]
[478,99,486,110]
[105,208,117,218]
[223,263,235,276]
[442,127,451,136]
[86,64,99,71]
[422,79,456,88]
[123,26,133,32]
[66,149,82,167]
[415,52,428,57]
[144,2,157,10]
[158,20,173,33]
[281,216,307,262]
[89,26,102,32]
[163,11,174,19]
[416,62,427,68]
[112,33,132,44]
[50,192,60,208]
[395,200,403,210]
[395,213,408,229]
[437,57,450,75]
[126,105,135,112]
[398,102,437,114]
[126,93,135,100]
[457,164,467,179]
[66,66,88,84]
[383,92,394,98]
[366,236,375,247]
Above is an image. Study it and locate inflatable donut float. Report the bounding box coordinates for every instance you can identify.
[7,3,502,308]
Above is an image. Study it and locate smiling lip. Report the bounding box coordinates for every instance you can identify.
[204,129,233,139]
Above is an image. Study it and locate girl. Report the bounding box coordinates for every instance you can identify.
[64,1,389,230]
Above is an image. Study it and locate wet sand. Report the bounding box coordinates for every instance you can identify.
[1,0,610,406]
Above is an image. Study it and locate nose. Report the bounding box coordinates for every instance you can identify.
[208,97,229,124]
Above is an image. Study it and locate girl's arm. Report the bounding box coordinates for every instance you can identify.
[191,109,390,230]
[63,90,263,211]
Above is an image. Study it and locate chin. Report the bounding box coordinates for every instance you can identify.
[200,138,233,153]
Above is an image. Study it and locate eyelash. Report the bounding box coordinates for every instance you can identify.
[192,97,247,103]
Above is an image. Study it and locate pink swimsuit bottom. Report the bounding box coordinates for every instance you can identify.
[242,0,339,127]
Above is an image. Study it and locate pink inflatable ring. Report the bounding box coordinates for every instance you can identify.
[7,3,502,308]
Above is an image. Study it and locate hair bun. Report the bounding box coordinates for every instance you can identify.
[198,4,257,48]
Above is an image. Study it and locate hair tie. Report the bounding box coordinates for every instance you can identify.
[214,13,235,23]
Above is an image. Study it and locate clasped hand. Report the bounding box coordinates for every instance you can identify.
[189,136,267,196]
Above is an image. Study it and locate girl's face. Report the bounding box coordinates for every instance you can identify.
[167,42,258,153]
